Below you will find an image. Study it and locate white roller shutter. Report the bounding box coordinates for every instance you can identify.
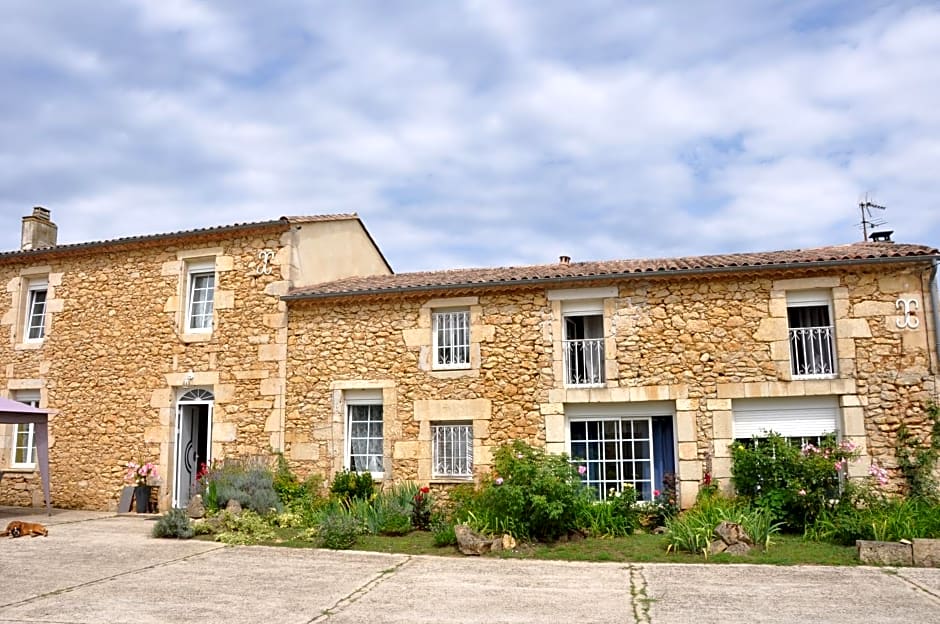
[732,396,839,439]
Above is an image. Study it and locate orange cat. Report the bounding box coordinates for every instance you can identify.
[1,520,48,537]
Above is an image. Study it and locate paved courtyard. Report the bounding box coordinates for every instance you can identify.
[2,506,940,623]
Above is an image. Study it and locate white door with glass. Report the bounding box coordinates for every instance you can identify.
[174,389,213,508]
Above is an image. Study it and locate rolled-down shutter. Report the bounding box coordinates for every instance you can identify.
[732,396,839,439]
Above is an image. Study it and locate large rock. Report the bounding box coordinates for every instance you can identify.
[714,521,753,546]
[186,494,206,519]
[225,499,243,516]
[455,524,498,556]
[912,539,940,568]
[857,540,913,566]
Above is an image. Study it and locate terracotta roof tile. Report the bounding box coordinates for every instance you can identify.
[0,214,356,261]
[286,241,940,300]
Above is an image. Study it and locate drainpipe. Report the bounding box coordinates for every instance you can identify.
[932,259,940,376]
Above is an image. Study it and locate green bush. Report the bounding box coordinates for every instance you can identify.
[454,441,594,541]
[198,459,282,515]
[272,453,304,506]
[731,433,858,530]
[215,509,276,545]
[640,472,680,529]
[807,489,940,545]
[581,485,640,537]
[317,508,361,549]
[664,494,780,556]
[330,470,375,502]
[896,404,940,500]
[152,508,194,539]
[430,512,457,547]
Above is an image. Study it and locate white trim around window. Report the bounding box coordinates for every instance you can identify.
[186,261,215,332]
[11,390,40,468]
[24,278,48,342]
[432,308,470,369]
[431,422,473,478]
[345,390,384,479]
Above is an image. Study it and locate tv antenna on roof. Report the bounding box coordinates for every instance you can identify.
[858,195,887,242]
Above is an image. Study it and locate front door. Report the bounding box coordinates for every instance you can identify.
[174,389,213,508]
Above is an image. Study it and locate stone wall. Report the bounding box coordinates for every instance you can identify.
[0,226,293,510]
[285,263,938,506]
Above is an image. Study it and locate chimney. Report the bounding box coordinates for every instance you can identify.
[559,255,571,265]
[21,207,57,251]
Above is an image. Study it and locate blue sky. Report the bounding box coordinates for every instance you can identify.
[1,1,938,272]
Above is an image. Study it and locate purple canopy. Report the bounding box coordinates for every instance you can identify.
[0,397,51,514]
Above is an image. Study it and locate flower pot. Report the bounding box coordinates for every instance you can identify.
[134,485,152,513]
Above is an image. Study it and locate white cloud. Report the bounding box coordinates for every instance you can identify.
[0,1,938,271]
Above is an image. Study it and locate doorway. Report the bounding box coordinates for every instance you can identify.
[174,388,213,508]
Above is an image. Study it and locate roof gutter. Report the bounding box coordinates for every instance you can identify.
[931,259,940,376]
[284,252,940,302]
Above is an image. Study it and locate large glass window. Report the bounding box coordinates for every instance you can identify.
[433,309,470,369]
[347,403,384,476]
[569,418,653,501]
[186,264,215,332]
[432,423,473,478]
[24,280,48,341]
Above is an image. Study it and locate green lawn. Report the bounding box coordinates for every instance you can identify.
[262,529,858,566]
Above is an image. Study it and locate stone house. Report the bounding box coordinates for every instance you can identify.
[283,241,940,508]
[0,208,391,510]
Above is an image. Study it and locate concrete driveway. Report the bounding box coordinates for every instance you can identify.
[2,506,940,623]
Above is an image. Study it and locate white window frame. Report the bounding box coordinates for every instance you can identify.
[345,391,384,479]
[786,290,837,379]
[11,391,40,468]
[186,261,215,333]
[568,416,655,502]
[24,279,48,342]
[562,300,605,387]
[431,422,473,479]
[432,308,470,370]
[732,397,840,443]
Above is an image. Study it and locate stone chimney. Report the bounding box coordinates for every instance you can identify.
[21,207,57,251]
[559,255,571,265]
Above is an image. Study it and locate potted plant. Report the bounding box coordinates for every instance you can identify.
[125,461,159,513]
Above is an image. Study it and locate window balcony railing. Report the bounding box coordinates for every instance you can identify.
[564,338,605,386]
[789,326,836,377]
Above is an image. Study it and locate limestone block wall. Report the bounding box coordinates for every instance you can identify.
[286,263,938,506]
[285,292,553,483]
[0,227,293,510]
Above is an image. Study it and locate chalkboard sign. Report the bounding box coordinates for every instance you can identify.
[118,486,135,513]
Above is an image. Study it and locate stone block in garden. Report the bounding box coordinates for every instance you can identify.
[912,539,940,568]
[856,540,913,566]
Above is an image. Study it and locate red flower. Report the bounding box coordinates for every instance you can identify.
[420,486,430,494]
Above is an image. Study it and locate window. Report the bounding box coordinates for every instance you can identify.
[11,391,39,467]
[24,279,48,341]
[569,418,653,501]
[787,291,835,377]
[346,393,384,477]
[186,261,215,332]
[733,397,839,448]
[432,423,473,478]
[564,312,605,386]
[433,309,470,369]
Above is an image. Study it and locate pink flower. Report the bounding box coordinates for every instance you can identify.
[834,460,844,471]
[654,489,661,497]
[494,477,504,486]
[577,465,587,475]
[798,489,806,496]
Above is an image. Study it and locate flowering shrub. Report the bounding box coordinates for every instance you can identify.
[125,460,159,487]
[454,441,594,541]
[731,433,859,530]
[411,486,432,530]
